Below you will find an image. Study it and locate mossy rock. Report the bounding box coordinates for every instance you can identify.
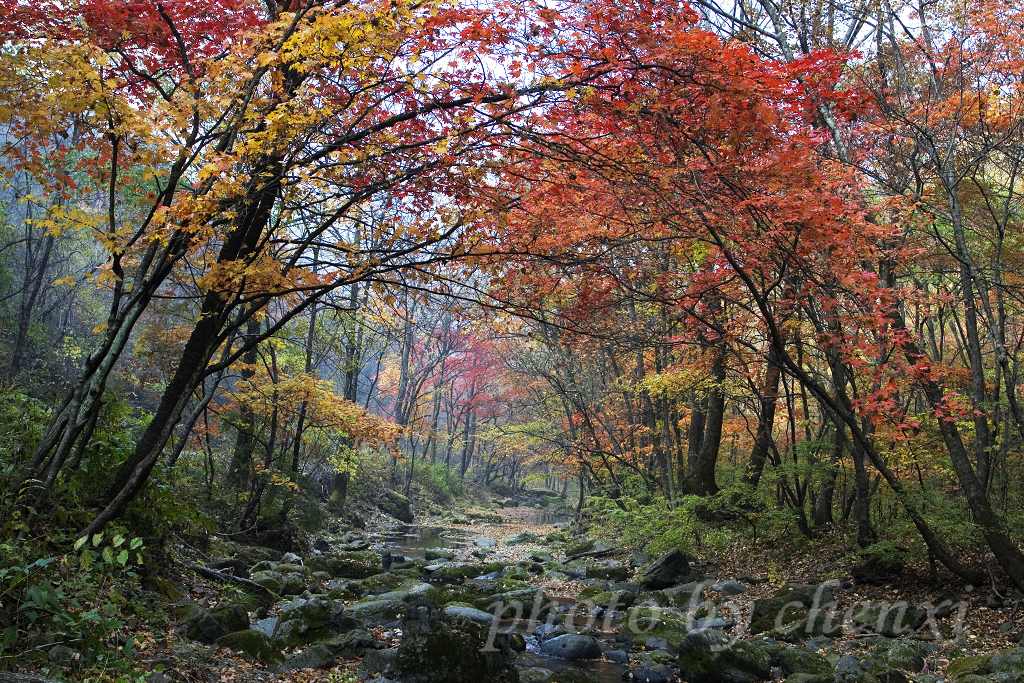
[786,675,834,683]
[565,539,595,556]
[625,606,691,650]
[773,647,832,676]
[425,548,456,561]
[310,550,382,579]
[947,655,993,681]
[991,648,1024,674]
[184,604,250,644]
[869,640,933,674]
[216,629,282,664]
[677,631,773,683]
[853,604,927,637]
[395,599,518,682]
[427,561,505,583]
[274,643,337,672]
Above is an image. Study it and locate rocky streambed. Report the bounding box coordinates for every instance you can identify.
[175,506,1024,683]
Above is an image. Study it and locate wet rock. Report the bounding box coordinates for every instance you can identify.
[640,550,695,589]
[535,623,568,640]
[216,629,282,664]
[606,649,629,664]
[539,634,602,661]
[676,630,773,683]
[380,489,414,523]
[394,598,519,682]
[184,604,250,644]
[281,552,303,565]
[629,663,674,683]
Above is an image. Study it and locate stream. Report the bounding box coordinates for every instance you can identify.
[374,518,627,683]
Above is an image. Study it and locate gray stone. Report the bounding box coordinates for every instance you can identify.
[640,550,694,589]
[443,605,496,625]
[538,634,602,661]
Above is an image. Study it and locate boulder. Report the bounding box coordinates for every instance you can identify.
[676,630,773,683]
[519,668,555,683]
[274,644,337,673]
[250,569,305,595]
[868,639,934,674]
[394,598,519,683]
[624,606,692,650]
[347,597,406,625]
[946,655,992,681]
[215,629,282,664]
[310,550,383,579]
[538,634,602,661]
[750,583,836,635]
[443,604,496,625]
[772,647,832,677]
[851,550,906,585]
[272,594,353,645]
[640,550,694,589]
[835,655,879,683]
[630,664,675,683]
[425,561,505,583]
[475,537,498,549]
[184,604,250,644]
[380,489,414,522]
[425,548,456,561]
[852,603,927,637]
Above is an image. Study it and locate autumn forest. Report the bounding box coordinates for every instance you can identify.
[1,0,1024,681]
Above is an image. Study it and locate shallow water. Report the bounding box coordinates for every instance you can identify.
[375,524,475,558]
